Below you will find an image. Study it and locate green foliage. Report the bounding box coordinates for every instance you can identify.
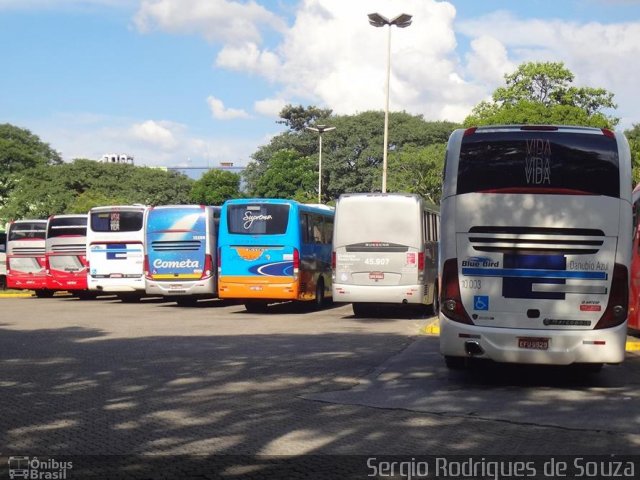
[190,169,242,205]
[251,150,317,202]
[245,105,459,202]
[67,190,128,214]
[276,104,333,132]
[464,62,618,128]
[387,143,446,204]
[1,159,193,220]
[626,124,640,186]
[0,124,62,208]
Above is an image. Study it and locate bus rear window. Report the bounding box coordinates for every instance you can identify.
[48,217,87,238]
[458,131,619,197]
[91,211,143,232]
[227,204,290,235]
[9,223,46,241]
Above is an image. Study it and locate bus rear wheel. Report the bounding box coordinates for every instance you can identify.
[34,289,54,298]
[352,303,371,318]
[176,297,198,307]
[444,356,467,370]
[430,284,440,316]
[314,278,325,310]
[245,301,268,313]
[119,294,142,303]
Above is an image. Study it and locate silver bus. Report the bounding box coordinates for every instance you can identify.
[332,193,439,316]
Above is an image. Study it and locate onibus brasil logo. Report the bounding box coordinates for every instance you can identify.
[8,457,73,479]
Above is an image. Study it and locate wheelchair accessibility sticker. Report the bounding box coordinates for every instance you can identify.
[474,295,489,311]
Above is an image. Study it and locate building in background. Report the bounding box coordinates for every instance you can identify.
[101,154,134,165]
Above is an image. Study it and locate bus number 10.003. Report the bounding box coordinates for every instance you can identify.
[461,279,482,289]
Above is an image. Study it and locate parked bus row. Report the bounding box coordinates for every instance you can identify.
[3,124,637,371]
[4,196,441,314]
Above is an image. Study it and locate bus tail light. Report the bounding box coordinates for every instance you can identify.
[217,248,221,272]
[45,256,50,275]
[293,248,300,275]
[201,254,213,279]
[331,251,336,270]
[144,255,151,279]
[441,258,474,325]
[418,252,425,271]
[594,263,628,329]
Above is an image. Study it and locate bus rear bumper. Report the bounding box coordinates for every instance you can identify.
[146,279,216,297]
[47,276,88,291]
[7,275,47,290]
[88,277,145,293]
[332,283,426,304]
[439,316,627,365]
[218,277,299,300]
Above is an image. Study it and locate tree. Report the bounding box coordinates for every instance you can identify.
[386,143,446,204]
[464,62,618,128]
[626,124,640,185]
[190,169,242,205]
[1,159,194,220]
[276,104,333,132]
[251,150,317,202]
[0,124,62,208]
[245,105,459,201]
[67,190,128,214]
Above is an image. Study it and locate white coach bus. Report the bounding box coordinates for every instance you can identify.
[332,193,439,316]
[439,125,632,369]
[87,205,147,301]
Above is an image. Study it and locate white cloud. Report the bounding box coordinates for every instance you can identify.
[212,0,485,122]
[254,97,287,117]
[465,35,513,88]
[457,12,640,127]
[216,42,281,77]
[31,113,258,168]
[134,0,286,44]
[130,120,179,149]
[207,96,251,120]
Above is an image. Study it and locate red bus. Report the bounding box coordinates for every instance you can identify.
[45,214,89,295]
[6,219,49,296]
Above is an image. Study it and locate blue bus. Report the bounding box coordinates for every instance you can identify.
[144,205,220,306]
[218,198,334,312]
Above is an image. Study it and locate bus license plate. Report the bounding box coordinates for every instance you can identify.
[369,272,384,280]
[518,337,549,350]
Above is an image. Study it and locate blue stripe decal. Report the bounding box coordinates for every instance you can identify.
[462,268,607,280]
[92,248,143,253]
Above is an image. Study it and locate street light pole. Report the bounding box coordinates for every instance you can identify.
[305,124,336,204]
[368,12,412,193]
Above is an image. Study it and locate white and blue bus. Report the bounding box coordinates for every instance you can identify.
[439,125,632,369]
[218,198,334,312]
[144,205,220,306]
[87,205,147,301]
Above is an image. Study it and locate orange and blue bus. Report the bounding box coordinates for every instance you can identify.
[218,198,334,312]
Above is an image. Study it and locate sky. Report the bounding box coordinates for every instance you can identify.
[1,0,640,171]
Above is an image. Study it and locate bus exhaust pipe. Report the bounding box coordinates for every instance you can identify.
[465,341,484,357]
